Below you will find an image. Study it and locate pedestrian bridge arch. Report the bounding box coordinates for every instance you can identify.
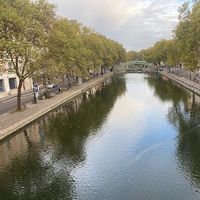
[115,60,153,73]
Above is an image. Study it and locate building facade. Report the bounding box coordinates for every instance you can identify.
[0,61,33,98]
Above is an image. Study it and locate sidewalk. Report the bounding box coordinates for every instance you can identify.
[160,71,200,95]
[0,73,113,143]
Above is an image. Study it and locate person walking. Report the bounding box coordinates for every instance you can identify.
[33,84,39,104]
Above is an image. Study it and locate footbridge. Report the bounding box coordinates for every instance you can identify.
[115,60,155,73]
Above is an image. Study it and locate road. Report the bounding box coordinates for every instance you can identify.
[0,92,34,114]
[0,88,59,115]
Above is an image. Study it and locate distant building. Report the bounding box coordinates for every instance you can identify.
[0,60,33,98]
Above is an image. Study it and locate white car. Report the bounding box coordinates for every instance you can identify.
[47,84,57,89]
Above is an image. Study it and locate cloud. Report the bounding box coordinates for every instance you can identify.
[48,0,183,51]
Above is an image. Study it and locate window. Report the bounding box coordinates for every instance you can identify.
[9,78,17,89]
[0,79,4,92]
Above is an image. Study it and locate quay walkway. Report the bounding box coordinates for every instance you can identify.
[160,71,200,95]
[0,73,113,143]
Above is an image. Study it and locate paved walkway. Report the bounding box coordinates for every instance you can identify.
[160,71,200,95]
[0,73,113,142]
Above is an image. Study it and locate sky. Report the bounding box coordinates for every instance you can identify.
[48,0,185,51]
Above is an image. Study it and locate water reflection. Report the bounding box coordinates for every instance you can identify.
[2,73,200,200]
[0,76,126,200]
[45,76,126,165]
[148,74,200,190]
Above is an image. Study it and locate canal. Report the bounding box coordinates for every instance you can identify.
[1,73,200,200]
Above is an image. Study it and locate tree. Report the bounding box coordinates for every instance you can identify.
[165,40,179,66]
[175,1,200,70]
[0,0,55,110]
[0,0,126,111]
[81,28,125,75]
[126,51,139,61]
[135,40,176,65]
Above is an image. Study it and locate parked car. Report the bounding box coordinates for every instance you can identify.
[47,83,57,89]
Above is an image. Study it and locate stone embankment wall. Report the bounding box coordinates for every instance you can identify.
[160,71,200,96]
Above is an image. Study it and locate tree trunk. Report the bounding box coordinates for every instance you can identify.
[93,66,96,77]
[17,79,23,111]
[62,74,65,89]
[67,73,71,88]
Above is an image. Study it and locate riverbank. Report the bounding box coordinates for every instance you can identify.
[0,73,113,143]
[160,71,200,95]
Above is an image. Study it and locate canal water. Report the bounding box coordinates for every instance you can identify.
[1,73,200,200]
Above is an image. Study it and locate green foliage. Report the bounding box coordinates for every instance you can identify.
[125,51,140,61]
[0,0,55,79]
[135,1,200,70]
[129,40,175,65]
[128,1,200,70]
[0,0,125,110]
[174,0,200,70]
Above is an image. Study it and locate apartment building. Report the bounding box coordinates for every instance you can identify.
[0,61,33,98]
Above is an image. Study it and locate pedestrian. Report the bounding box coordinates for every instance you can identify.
[33,84,39,103]
[35,84,39,98]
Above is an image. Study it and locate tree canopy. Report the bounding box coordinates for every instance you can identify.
[126,1,200,70]
[0,0,126,110]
